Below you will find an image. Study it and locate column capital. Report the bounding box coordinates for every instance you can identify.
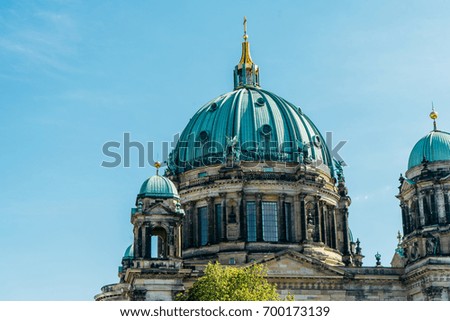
[298,193,307,201]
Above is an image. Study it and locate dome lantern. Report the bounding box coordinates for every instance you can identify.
[233,17,260,89]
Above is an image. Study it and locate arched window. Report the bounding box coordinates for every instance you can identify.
[150,227,167,258]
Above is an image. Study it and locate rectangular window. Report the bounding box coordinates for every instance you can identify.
[215,204,222,241]
[262,201,278,242]
[284,202,291,242]
[198,207,208,246]
[247,202,256,242]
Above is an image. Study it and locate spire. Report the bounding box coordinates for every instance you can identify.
[233,17,260,89]
[430,103,438,131]
[239,16,253,65]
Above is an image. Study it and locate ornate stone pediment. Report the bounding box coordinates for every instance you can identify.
[253,250,346,278]
[146,203,173,215]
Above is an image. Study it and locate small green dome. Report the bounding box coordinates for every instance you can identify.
[123,244,134,259]
[138,175,180,199]
[408,130,450,169]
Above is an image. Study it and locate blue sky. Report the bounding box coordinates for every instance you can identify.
[1,0,450,300]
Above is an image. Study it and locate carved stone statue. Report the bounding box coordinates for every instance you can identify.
[426,235,440,255]
[411,242,420,261]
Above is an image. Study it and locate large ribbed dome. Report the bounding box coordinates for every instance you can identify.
[408,130,450,169]
[169,87,334,174]
[138,175,180,199]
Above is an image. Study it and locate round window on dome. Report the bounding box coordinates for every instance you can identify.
[210,102,218,112]
[261,124,272,136]
[313,135,322,147]
[199,130,209,142]
[255,97,265,106]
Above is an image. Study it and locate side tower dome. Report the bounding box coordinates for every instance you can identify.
[408,130,450,170]
[138,174,180,199]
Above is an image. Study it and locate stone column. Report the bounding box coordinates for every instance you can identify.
[341,207,350,256]
[168,225,174,257]
[300,194,307,242]
[207,197,215,244]
[134,224,141,258]
[314,197,322,242]
[293,194,301,242]
[321,202,328,246]
[183,202,194,249]
[238,191,245,241]
[193,205,199,247]
[176,224,182,257]
[330,206,337,249]
[256,193,263,242]
[279,193,287,242]
[436,187,446,225]
[445,191,450,224]
[220,193,227,242]
[286,202,293,242]
[142,225,149,258]
[418,194,425,227]
[400,202,408,235]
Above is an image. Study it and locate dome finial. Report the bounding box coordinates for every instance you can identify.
[154,161,161,175]
[233,17,260,89]
[430,102,438,131]
[239,17,253,65]
[243,16,248,41]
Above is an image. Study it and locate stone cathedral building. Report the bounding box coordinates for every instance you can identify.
[95,24,450,301]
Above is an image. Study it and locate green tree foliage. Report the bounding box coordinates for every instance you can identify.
[176,262,281,301]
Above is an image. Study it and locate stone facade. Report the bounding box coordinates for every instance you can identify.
[95,151,450,301]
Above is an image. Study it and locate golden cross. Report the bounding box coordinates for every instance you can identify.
[243,16,248,40]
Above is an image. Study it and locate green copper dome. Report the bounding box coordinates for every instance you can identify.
[138,175,180,199]
[168,87,334,174]
[168,27,335,176]
[123,244,134,259]
[408,130,450,169]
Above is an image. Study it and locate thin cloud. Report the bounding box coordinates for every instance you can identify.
[0,8,80,75]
